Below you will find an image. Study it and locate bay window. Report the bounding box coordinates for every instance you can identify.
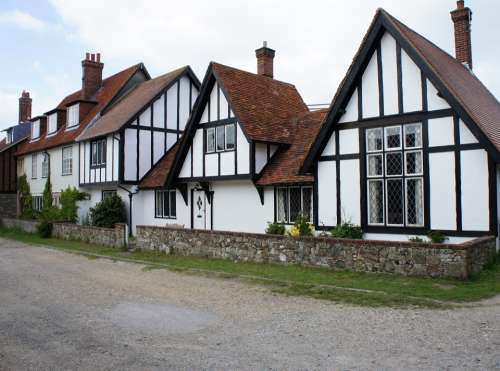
[366,123,424,227]
[276,186,313,224]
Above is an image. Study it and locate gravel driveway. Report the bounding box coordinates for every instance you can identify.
[1,238,499,370]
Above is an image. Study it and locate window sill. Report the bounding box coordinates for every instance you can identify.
[90,165,106,169]
[154,216,177,220]
[65,125,79,132]
[61,173,73,176]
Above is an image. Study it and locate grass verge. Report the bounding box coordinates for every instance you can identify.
[0,226,499,308]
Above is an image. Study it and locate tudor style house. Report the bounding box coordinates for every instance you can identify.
[76,66,200,232]
[303,2,500,243]
[137,44,325,234]
[16,53,149,219]
[0,92,32,217]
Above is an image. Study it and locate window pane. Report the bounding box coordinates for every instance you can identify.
[163,191,169,218]
[404,123,422,148]
[92,143,97,165]
[155,191,161,217]
[225,124,235,150]
[406,178,424,226]
[302,187,312,222]
[386,179,404,225]
[386,152,402,176]
[277,188,288,222]
[289,188,302,223]
[367,154,383,177]
[206,128,215,153]
[170,191,176,217]
[366,128,383,152]
[385,126,401,150]
[405,151,423,175]
[216,126,225,151]
[368,180,384,224]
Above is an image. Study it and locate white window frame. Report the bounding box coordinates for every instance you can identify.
[404,150,423,176]
[385,178,404,227]
[367,179,385,226]
[225,124,236,150]
[31,120,40,140]
[155,190,177,219]
[366,127,383,153]
[47,113,58,135]
[385,152,403,177]
[62,146,73,175]
[206,128,215,153]
[367,153,383,178]
[6,129,12,144]
[276,186,313,224]
[384,125,402,151]
[31,153,38,179]
[403,123,423,149]
[216,126,225,152]
[405,177,424,227]
[41,153,49,178]
[66,104,79,129]
[32,195,43,211]
[90,139,106,167]
[102,190,117,200]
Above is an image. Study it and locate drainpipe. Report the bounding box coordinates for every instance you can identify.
[118,185,138,237]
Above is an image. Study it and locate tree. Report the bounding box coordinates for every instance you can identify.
[59,187,87,223]
[18,174,35,219]
[42,176,53,211]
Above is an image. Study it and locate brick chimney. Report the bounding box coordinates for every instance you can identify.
[81,52,104,100]
[255,41,275,78]
[18,90,32,123]
[451,0,473,69]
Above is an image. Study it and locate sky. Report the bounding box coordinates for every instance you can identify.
[0,0,498,138]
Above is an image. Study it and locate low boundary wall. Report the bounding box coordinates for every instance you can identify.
[52,223,128,248]
[136,226,497,279]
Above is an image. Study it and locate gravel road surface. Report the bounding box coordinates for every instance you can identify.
[1,238,499,370]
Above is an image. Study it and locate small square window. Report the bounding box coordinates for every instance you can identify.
[385,126,401,150]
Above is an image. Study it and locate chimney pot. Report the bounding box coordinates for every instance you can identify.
[96,53,101,62]
[451,1,473,69]
[255,41,275,79]
[86,52,90,60]
[91,53,95,61]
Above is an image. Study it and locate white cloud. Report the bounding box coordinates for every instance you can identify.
[0,10,46,31]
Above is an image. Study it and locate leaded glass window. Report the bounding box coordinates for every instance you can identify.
[366,123,424,227]
[276,186,313,224]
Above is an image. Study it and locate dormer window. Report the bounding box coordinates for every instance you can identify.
[67,104,79,128]
[47,113,58,135]
[5,129,13,144]
[31,120,40,140]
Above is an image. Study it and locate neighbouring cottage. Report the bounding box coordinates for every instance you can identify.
[15,53,150,221]
[76,66,200,234]
[138,45,325,234]
[302,2,500,243]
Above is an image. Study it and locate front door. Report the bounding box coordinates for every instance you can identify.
[192,189,211,230]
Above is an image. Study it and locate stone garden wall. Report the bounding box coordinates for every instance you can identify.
[136,226,498,279]
[0,217,38,233]
[52,223,128,248]
[0,193,17,218]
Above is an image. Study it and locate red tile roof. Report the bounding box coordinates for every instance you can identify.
[213,63,308,144]
[16,63,143,156]
[78,66,190,141]
[139,142,179,189]
[257,109,327,185]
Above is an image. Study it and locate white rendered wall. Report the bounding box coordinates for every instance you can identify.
[339,159,360,224]
[381,32,398,115]
[401,49,422,113]
[338,88,358,123]
[124,128,137,181]
[339,129,359,154]
[317,160,336,227]
[255,143,268,173]
[426,79,450,111]
[428,116,454,147]
[192,129,203,177]
[361,53,379,119]
[459,120,478,144]
[211,180,274,233]
[220,152,235,175]
[461,150,489,231]
[321,132,336,156]
[429,152,456,230]
[236,124,249,174]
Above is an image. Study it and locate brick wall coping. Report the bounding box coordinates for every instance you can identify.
[136,225,495,251]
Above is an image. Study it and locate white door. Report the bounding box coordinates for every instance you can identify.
[193,189,210,230]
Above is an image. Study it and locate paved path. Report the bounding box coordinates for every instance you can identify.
[1,238,499,370]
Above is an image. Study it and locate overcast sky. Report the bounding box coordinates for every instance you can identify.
[0,0,498,138]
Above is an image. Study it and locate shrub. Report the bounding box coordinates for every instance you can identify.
[18,174,35,219]
[89,193,127,228]
[331,221,363,239]
[288,213,314,237]
[427,230,448,244]
[266,222,286,235]
[59,187,87,223]
[37,220,53,238]
[42,177,53,212]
